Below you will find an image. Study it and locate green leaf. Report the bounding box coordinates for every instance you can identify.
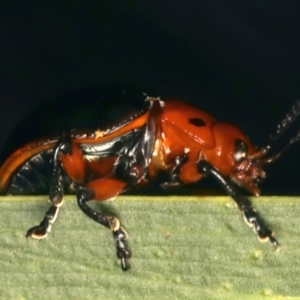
[0,196,299,299]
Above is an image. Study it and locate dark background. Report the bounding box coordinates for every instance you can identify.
[1,1,300,195]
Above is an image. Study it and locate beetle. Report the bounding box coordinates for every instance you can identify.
[0,87,300,271]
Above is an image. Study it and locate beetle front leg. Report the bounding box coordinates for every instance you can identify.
[77,178,131,271]
[160,154,188,188]
[197,160,279,249]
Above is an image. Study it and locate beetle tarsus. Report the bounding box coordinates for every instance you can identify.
[26,205,59,239]
[120,257,131,271]
[26,224,48,239]
[244,208,279,249]
[113,228,131,271]
[269,236,280,249]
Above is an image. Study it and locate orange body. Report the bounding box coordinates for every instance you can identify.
[0,98,264,197]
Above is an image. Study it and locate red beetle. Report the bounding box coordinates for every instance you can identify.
[0,88,299,270]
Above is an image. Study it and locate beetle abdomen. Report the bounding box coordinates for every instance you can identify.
[7,149,54,195]
[7,149,74,195]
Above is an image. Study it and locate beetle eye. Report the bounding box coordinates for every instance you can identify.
[234,139,248,162]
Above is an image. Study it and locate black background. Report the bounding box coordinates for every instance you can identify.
[1,1,300,195]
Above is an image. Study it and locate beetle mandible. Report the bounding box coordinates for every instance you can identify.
[1,88,300,271]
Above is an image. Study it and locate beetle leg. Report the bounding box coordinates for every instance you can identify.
[77,179,131,271]
[75,134,152,270]
[25,204,61,239]
[75,149,149,271]
[197,160,279,249]
[160,154,188,188]
[26,144,65,239]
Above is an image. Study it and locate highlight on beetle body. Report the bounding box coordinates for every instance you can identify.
[0,91,299,271]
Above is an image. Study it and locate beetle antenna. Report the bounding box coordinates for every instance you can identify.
[261,99,300,163]
[270,99,300,141]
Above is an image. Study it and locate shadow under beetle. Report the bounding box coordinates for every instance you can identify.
[1,87,300,271]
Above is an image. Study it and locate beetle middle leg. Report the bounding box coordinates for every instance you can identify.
[75,150,152,270]
[75,126,154,270]
[160,154,188,188]
[63,137,133,270]
[77,179,131,271]
[197,160,279,249]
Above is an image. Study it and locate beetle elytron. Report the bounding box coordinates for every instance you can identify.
[1,88,300,270]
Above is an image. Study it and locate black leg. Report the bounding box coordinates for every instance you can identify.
[77,186,131,271]
[26,146,64,238]
[26,205,60,238]
[197,160,279,249]
[160,154,188,189]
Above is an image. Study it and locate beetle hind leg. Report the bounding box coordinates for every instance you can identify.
[26,145,65,239]
[77,182,131,271]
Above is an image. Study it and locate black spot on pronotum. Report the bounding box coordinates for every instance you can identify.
[189,118,206,127]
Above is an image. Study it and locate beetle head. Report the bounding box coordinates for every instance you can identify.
[230,143,266,196]
[202,123,266,196]
[203,100,300,196]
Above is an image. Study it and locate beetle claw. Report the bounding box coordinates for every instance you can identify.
[270,236,280,250]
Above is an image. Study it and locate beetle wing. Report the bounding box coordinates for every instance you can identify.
[0,139,58,194]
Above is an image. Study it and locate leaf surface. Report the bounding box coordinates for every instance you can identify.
[0,196,299,300]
